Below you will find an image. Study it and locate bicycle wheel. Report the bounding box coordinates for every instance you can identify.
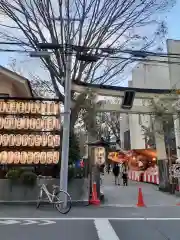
[54,190,72,214]
[36,188,43,209]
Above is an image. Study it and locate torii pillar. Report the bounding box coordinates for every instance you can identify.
[154,116,170,192]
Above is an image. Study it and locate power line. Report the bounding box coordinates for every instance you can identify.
[1,41,180,59]
[0,46,180,65]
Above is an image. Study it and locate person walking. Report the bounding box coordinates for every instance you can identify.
[122,167,128,186]
[113,163,120,185]
[107,164,111,174]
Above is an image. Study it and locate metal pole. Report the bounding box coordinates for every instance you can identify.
[60,21,73,195]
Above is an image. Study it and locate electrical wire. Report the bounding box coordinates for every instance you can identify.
[0,44,180,65]
[0,41,180,58]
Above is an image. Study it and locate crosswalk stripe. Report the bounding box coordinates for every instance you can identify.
[94,219,120,240]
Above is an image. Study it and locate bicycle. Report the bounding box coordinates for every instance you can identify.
[36,183,72,214]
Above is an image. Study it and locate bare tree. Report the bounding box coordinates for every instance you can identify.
[0,0,175,130]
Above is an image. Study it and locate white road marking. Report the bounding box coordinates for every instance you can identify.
[94,219,119,240]
[0,220,20,225]
[0,217,179,221]
[21,220,39,225]
[38,220,56,225]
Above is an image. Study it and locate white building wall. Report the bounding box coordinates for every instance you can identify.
[120,39,180,150]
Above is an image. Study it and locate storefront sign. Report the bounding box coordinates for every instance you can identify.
[0,151,59,164]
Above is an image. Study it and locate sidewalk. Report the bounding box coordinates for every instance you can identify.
[101,173,180,207]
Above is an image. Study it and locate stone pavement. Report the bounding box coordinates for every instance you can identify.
[101,173,180,207]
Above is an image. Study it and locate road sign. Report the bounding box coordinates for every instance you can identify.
[170,164,180,178]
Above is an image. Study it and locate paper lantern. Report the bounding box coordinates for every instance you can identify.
[24,102,31,113]
[10,102,16,113]
[54,103,60,115]
[2,134,9,146]
[16,119,22,129]
[53,151,59,164]
[21,118,26,129]
[6,102,11,113]
[21,135,28,146]
[54,135,60,146]
[27,152,33,164]
[29,118,35,129]
[3,117,12,129]
[34,135,41,146]
[15,102,21,113]
[46,102,51,115]
[4,117,14,129]
[49,102,54,114]
[14,152,21,164]
[19,102,25,113]
[47,152,53,164]
[0,118,3,129]
[40,152,47,164]
[40,152,46,164]
[35,103,41,114]
[36,118,42,130]
[9,134,15,146]
[41,103,47,114]
[16,134,22,146]
[20,151,27,164]
[1,151,7,164]
[0,102,4,112]
[7,151,14,164]
[28,135,35,146]
[34,152,40,164]
[47,135,54,147]
[41,135,48,146]
[55,119,60,130]
[31,102,37,114]
[47,117,54,130]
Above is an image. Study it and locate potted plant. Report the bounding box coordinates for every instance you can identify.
[20,171,37,188]
[6,168,23,191]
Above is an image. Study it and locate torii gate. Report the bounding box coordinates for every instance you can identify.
[72,81,180,192]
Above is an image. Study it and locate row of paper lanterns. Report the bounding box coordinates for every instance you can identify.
[0,101,60,115]
[0,134,60,147]
[0,117,60,130]
[0,151,59,164]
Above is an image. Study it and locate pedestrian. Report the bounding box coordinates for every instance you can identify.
[107,164,111,174]
[122,167,128,186]
[113,163,120,185]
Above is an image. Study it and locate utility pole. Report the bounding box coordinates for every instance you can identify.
[60,19,73,195]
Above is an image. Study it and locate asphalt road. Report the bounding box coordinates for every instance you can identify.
[0,205,180,239]
[1,218,180,240]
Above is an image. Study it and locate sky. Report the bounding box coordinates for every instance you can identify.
[166,0,180,40]
[0,1,180,84]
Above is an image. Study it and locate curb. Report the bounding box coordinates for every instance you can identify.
[0,200,89,207]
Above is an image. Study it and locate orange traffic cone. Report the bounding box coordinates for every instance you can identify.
[89,182,100,205]
[136,187,146,207]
